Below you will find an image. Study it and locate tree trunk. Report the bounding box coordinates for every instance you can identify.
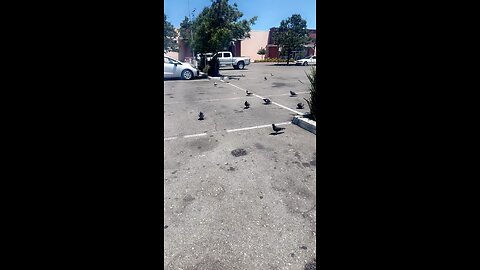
[286,50,291,65]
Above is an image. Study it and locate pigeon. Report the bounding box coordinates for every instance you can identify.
[297,103,304,109]
[198,112,204,120]
[214,82,217,87]
[298,80,304,84]
[272,124,285,133]
[242,74,245,77]
[244,101,250,108]
[263,98,271,104]
[246,90,252,96]
[271,73,274,76]
[290,91,297,96]
[264,77,267,81]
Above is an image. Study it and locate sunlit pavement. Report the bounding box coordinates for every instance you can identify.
[164,63,316,269]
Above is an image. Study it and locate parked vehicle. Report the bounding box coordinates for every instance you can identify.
[295,55,316,66]
[215,51,250,69]
[164,56,200,80]
[197,51,250,70]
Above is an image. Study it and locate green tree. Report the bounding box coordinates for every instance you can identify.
[164,14,178,52]
[179,16,193,49]
[187,0,257,75]
[257,47,266,60]
[191,0,257,53]
[272,14,309,65]
[304,66,317,121]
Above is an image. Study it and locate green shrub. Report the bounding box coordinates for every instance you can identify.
[254,58,295,63]
[304,66,317,121]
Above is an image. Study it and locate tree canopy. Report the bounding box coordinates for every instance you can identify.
[180,0,257,54]
[272,14,309,65]
[179,16,193,49]
[257,47,266,60]
[164,14,178,52]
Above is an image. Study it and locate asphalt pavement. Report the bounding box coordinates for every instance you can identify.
[164,63,317,270]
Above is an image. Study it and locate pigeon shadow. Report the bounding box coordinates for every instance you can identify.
[198,118,205,120]
[269,132,284,135]
[244,107,250,109]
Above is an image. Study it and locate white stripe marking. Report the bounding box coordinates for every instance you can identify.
[183,133,207,138]
[225,82,304,115]
[164,122,292,140]
[227,122,291,133]
[270,101,304,115]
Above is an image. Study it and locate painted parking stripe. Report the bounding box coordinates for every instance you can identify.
[226,122,291,133]
[164,122,292,141]
[183,133,208,138]
[223,82,304,115]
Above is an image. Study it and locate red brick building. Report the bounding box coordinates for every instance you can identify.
[266,28,316,59]
[174,28,316,62]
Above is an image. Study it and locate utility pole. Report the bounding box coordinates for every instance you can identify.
[188,0,195,65]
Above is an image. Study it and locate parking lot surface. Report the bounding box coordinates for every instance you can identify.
[164,63,317,270]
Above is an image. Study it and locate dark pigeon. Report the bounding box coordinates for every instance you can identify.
[214,82,217,87]
[297,103,304,109]
[264,77,267,81]
[198,112,204,120]
[246,90,252,96]
[244,101,250,108]
[290,91,297,96]
[263,98,271,105]
[272,124,285,133]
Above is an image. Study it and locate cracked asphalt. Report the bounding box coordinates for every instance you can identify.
[164,63,317,270]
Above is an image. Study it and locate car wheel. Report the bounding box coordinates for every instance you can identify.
[237,61,245,69]
[303,62,308,66]
[182,70,193,80]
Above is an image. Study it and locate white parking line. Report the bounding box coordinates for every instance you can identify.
[164,122,293,141]
[226,122,291,133]
[183,133,207,138]
[223,81,304,115]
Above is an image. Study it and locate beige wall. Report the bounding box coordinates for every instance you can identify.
[241,31,269,62]
[165,51,179,59]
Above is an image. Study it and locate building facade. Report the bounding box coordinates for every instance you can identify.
[167,28,316,63]
[265,28,316,59]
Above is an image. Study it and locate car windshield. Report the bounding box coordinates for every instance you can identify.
[165,57,182,65]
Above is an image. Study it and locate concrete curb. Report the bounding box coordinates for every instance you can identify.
[292,115,316,135]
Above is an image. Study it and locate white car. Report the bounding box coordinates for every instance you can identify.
[164,56,200,80]
[295,56,316,66]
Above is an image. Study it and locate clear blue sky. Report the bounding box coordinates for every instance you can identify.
[164,0,316,31]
